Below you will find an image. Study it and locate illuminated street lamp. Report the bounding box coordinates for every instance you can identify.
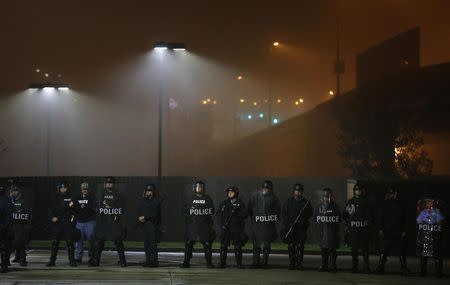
[153,41,186,186]
[27,82,70,176]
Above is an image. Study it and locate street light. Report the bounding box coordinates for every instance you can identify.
[27,82,70,176]
[152,41,186,186]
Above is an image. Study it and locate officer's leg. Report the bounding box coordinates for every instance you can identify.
[149,240,158,267]
[89,239,104,267]
[202,241,215,268]
[114,240,127,267]
[180,240,194,268]
[234,243,244,269]
[399,237,409,275]
[66,240,77,267]
[46,225,61,267]
[288,243,296,270]
[296,241,305,270]
[318,248,329,272]
[376,239,390,274]
[351,246,359,273]
[419,256,427,277]
[362,244,370,273]
[250,241,261,269]
[143,236,150,266]
[329,249,338,273]
[261,242,271,269]
[18,247,27,267]
[75,222,84,263]
[218,238,229,269]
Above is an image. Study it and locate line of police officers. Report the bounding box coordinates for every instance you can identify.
[0,178,446,277]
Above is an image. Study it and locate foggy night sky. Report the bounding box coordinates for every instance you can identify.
[1,0,450,102]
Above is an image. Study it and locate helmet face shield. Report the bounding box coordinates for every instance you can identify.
[322,188,333,205]
[261,180,273,195]
[226,186,238,199]
[144,184,156,198]
[193,181,205,195]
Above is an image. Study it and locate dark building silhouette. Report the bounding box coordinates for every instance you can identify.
[356,27,420,88]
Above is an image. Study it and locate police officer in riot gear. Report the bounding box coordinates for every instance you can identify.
[47,182,80,267]
[375,187,409,275]
[281,183,313,270]
[248,180,281,269]
[343,183,371,273]
[216,185,248,269]
[90,177,127,267]
[9,185,32,267]
[137,184,161,267]
[180,181,215,268]
[0,185,13,273]
[74,182,96,264]
[416,196,445,278]
[315,188,341,273]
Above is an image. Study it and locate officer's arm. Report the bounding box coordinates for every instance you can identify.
[342,202,349,221]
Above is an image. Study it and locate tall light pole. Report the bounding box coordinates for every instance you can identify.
[268,41,280,127]
[28,82,70,176]
[152,42,186,186]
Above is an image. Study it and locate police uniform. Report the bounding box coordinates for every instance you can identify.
[0,185,13,273]
[315,188,341,272]
[47,182,80,267]
[343,183,372,273]
[137,184,161,267]
[416,197,445,277]
[248,180,281,269]
[180,181,215,268]
[375,187,409,275]
[91,177,127,267]
[216,186,248,269]
[281,184,313,270]
[9,186,32,267]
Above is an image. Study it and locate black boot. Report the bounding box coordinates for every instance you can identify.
[115,240,127,267]
[235,246,244,269]
[217,246,227,268]
[296,244,305,270]
[204,242,215,269]
[288,244,296,270]
[67,241,77,267]
[329,250,337,273]
[362,252,370,274]
[250,245,261,269]
[46,240,59,267]
[261,247,270,269]
[375,254,386,275]
[11,250,19,263]
[351,252,358,273]
[18,248,28,267]
[89,240,104,267]
[318,249,328,272]
[435,257,443,278]
[180,241,193,268]
[399,255,409,276]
